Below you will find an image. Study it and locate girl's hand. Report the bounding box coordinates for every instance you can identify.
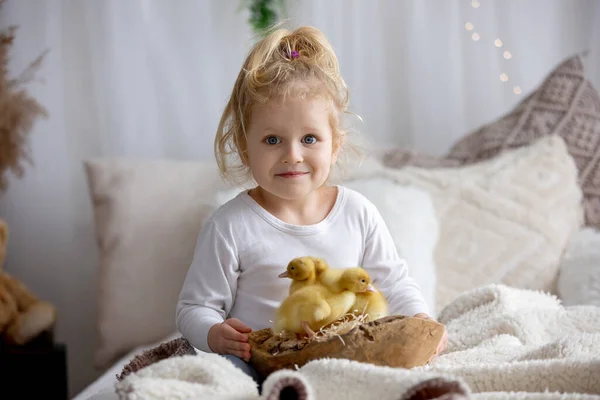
[413,313,448,359]
[207,318,253,361]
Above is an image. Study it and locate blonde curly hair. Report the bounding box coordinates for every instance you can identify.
[214,25,360,186]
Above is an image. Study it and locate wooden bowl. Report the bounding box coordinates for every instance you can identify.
[248,315,445,379]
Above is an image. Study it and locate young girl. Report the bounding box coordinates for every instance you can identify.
[176,25,447,384]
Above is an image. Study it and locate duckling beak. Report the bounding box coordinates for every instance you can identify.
[365,285,377,293]
[278,271,289,278]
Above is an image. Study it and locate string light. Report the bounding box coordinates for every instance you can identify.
[465,1,521,95]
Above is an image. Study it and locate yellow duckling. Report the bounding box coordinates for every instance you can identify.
[317,266,346,292]
[278,256,329,295]
[350,285,389,321]
[318,266,389,322]
[272,267,375,338]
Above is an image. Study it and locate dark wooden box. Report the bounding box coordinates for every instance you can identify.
[0,332,68,399]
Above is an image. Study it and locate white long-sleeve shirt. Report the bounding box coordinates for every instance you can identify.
[176,185,429,353]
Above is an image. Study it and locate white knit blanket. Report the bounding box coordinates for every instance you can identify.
[115,284,600,400]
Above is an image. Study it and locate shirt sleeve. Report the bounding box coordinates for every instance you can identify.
[360,203,430,318]
[175,218,239,353]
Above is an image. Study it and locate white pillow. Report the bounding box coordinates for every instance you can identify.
[557,227,600,306]
[343,178,439,316]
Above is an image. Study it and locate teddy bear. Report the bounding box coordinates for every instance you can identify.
[0,218,57,345]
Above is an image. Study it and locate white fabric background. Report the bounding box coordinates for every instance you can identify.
[0,0,598,396]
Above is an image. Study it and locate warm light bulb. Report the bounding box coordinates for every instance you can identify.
[494,39,503,47]
[500,73,509,82]
[471,0,480,8]
[503,51,512,59]
[465,22,474,31]
[513,86,522,94]
[471,32,480,41]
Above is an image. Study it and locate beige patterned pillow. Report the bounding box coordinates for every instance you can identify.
[447,54,600,227]
[352,135,583,312]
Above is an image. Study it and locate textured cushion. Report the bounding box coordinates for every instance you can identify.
[447,54,600,227]
[84,159,233,368]
[557,227,600,307]
[343,178,439,315]
[351,135,583,312]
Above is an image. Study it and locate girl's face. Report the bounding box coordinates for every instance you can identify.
[246,95,339,202]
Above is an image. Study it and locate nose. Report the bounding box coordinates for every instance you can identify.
[281,143,303,164]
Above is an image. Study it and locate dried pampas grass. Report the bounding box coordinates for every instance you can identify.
[0,0,48,192]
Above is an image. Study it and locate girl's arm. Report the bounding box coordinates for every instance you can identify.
[176,219,239,353]
[361,206,431,318]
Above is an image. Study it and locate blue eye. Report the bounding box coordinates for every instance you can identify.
[265,136,280,145]
[303,135,317,145]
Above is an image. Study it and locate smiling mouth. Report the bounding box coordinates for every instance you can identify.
[275,172,308,178]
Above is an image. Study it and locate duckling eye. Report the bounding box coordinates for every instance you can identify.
[291,267,295,270]
[361,279,366,283]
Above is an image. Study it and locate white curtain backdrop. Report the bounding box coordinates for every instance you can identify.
[0,0,598,396]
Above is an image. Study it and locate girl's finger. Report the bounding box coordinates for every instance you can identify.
[225,338,251,353]
[226,318,252,333]
[226,342,252,361]
[222,323,249,342]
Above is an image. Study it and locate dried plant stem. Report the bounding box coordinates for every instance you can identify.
[0,0,48,193]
